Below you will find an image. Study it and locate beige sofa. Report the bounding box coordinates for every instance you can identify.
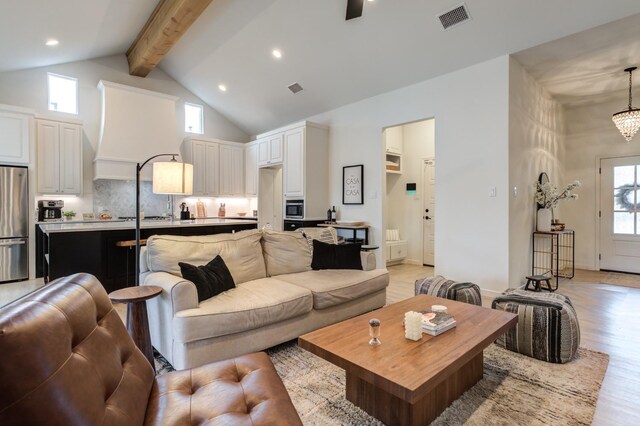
[140,229,389,370]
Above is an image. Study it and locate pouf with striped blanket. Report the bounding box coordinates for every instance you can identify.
[414,275,482,306]
[491,289,580,364]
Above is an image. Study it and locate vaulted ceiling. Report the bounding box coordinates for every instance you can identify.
[2,1,640,135]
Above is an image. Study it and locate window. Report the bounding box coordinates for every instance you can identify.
[47,73,78,114]
[613,164,640,235]
[185,103,204,134]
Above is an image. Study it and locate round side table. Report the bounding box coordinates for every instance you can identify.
[109,285,162,372]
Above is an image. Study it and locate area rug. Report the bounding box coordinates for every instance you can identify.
[266,342,608,426]
[155,343,608,425]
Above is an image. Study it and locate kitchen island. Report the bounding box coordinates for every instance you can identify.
[37,219,257,292]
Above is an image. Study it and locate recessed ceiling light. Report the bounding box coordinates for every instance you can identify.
[218,84,227,92]
[45,39,59,46]
[272,49,282,59]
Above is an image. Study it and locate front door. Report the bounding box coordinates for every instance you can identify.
[600,156,640,273]
[422,159,435,266]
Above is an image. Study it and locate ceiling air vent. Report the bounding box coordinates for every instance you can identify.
[438,4,471,30]
[288,82,304,94]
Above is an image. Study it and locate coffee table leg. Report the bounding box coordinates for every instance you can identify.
[126,301,155,372]
[346,352,483,425]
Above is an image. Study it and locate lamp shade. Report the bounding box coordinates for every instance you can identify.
[152,161,193,195]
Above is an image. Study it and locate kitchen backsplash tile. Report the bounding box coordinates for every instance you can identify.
[94,179,168,217]
[93,179,258,218]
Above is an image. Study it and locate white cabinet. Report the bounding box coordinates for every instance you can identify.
[385,125,403,155]
[257,133,283,167]
[256,121,328,219]
[185,140,219,197]
[244,143,258,196]
[36,118,82,194]
[386,240,408,262]
[283,127,304,197]
[182,137,244,197]
[0,105,32,165]
[182,139,219,197]
[219,144,243,196]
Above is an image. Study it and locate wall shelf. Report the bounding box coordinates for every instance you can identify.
[385,153,402,174]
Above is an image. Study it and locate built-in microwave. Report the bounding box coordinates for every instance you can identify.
[285,200,304,219]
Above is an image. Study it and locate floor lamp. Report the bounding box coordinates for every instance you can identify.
[135,154,193,286]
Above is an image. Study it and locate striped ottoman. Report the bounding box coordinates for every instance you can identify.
[414,275,482,306]
[492,289,580,363]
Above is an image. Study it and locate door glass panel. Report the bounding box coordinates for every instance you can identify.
[613,164,640,235]
[614,187,635,210]
[614,212,635,234]
[614,165,635,188]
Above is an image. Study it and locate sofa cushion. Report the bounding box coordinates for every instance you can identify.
[179,256,236,302]
[173,278,313,342]
[299,227,338,253]
[261,231,312,276]
[146,230,266,285]
[276,269,389,309]
[311,240,362,270]
[145,352,302,426]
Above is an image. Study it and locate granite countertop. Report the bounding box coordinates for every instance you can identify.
[39,218,258,234]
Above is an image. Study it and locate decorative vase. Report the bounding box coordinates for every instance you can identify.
[537,208,552,232]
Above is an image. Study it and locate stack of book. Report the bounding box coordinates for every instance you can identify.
[421,310,457,336]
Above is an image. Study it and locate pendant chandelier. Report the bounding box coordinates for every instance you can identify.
[612,67,640,143]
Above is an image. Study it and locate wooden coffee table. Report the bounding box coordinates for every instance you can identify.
[298,295,517,425]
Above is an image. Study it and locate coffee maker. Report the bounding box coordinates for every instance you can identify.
[37,200,64,222]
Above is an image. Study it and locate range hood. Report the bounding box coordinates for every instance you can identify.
[94,80,180,180]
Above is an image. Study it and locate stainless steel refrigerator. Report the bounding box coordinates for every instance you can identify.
[0,166,28,283]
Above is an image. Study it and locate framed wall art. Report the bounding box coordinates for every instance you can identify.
[343,164,364,205]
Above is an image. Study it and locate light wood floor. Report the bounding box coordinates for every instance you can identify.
[387,264,640,426]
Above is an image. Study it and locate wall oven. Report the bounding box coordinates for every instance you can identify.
[285,200,304,219]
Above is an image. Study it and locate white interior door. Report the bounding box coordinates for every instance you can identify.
[600,156,640,273]
[422,158,435,266]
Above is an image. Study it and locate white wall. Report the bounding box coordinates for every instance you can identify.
[563,98,640,269]
[508,57,566,285]
[308,56,511,294]
[385,120,435,264]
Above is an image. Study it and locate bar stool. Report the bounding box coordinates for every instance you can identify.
[115,239,147,286]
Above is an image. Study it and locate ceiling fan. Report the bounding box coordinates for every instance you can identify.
[346,0,365,21]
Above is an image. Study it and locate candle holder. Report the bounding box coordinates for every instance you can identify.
[369,318,381,346]
[404,311,423,341]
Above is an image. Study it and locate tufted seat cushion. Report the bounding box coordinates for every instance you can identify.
[145,352,301,426]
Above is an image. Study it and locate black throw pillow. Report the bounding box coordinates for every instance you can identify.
[179,255,236,302]
[311,240,363,270]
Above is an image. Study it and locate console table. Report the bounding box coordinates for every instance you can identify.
[531,230,575,288]
[318,223,369,245]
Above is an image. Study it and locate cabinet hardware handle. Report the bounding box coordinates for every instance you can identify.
[0,240,26,246]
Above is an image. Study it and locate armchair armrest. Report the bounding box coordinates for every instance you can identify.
[142,271,198,365]
[361,251,376,271]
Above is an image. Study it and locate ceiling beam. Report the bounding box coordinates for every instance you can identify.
[127,0,213,77]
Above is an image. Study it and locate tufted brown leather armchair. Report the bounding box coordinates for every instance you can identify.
[0,273,302,425]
